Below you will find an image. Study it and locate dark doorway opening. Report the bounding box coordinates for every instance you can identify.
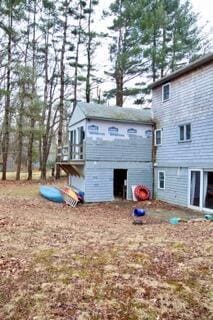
[113,169,127,199]
[204,171,213,210]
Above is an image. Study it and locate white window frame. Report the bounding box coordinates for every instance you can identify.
[188,168,213,213]
[154,129,162,146]
[188,169,203,211]
[158,171,165,190]
[178,123,191,142]
[162,83,171,102]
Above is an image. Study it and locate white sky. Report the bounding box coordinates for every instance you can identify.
[192,0,213,29]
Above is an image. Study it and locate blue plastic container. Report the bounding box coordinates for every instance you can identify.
[169,217,181,225]
[205,214,213,221]
[40,186,64,203]
[133,208,146,217]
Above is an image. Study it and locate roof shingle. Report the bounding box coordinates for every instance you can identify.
[77,102,153,124]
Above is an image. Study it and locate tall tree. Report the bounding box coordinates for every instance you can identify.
[55,0,71,179]
[84,0,101,103]
[0,0,24,180]
[134,0,203,81]
[105,0,147,106]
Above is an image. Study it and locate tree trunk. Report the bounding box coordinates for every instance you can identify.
[27,118,35,180]
[116,70,123,107]
[16,10,30,181]
[16,105,23,180]
[73,3,83,108]
[86,0,92,103]
[152,27,157,82]
[56,0,68,179]
[27,0,36,180]
[2,11,12,180]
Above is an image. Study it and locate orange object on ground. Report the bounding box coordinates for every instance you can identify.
[60,186,79,207]
[134,185,150,201]
[62,187,78,202]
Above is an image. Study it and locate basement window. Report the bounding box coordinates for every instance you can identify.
[162,83,170,102]
[158,171,165,189]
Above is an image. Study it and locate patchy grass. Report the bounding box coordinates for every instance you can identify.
[0,181,212,320]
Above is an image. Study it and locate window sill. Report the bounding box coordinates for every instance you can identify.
[178,140,192,143]
[162,98,170,103]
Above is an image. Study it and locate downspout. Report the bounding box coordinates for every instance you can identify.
[152,122,157,200]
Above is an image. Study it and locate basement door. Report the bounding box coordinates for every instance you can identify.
[189,169,213,212]
[113,169,127,200]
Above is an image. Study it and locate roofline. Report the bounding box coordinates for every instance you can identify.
[86,116,153,125]
[150,52,213,89]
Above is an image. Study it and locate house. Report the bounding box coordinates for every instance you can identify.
[151,53,213,212]
[58,102,153,202]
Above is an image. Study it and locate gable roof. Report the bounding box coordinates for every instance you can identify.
[77,102,153,124]
[150,52,213,89]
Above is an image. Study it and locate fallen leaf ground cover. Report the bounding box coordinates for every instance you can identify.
[0,182,212,320]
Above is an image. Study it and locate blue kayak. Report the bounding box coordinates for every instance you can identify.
[40,186,64,203]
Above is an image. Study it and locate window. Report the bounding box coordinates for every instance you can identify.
[78,126,85,159]
[162,83,170,102]
[179,124,191,142]
[158,171,165,189]
[155,129,162,146]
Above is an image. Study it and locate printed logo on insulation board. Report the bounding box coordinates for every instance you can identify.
[145,130,152,138]
[87,120,151,140]
[108,126,124,137]
[88,125,105,136]
[127,128,137,135]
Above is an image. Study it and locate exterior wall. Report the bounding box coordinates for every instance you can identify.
[85,119,153,162]
[69,165,85,192]
[152,62,213,206]
[69,106,85,127]
[154,167,188,207]
[153,63,213,167]
[84,161,153,203]
[68,109,153,203]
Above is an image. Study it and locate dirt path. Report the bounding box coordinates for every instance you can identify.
[0,182,212,319]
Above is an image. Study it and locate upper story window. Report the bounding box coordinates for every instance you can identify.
[155,129,162,146]
[179,123,191,142]
[162,83,170,102]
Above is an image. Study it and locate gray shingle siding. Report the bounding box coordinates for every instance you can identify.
[153,63,213,166]
[154,167,188,207]
[153,61,213,207]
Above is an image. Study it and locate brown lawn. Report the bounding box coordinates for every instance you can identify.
[0,181,212,320]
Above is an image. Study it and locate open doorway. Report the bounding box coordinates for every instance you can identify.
[113,169,127,199]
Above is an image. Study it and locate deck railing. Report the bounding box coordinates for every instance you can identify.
[70,143,84,160]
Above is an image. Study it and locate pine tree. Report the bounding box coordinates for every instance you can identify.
[104,0,147,106]
[133,0,203,81]
[0,0,24,180]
